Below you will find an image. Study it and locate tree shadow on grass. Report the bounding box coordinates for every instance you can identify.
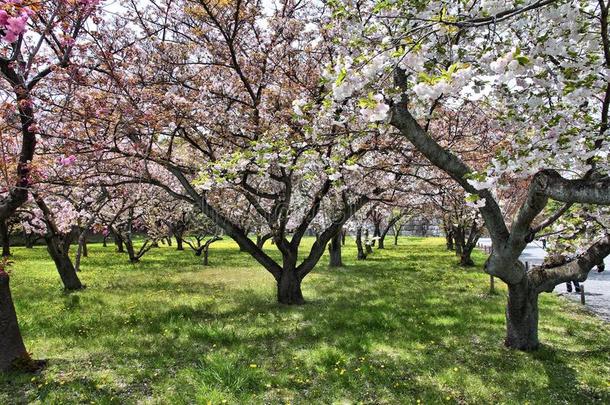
[3,239,610,404]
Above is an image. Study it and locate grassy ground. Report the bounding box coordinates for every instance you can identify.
[1,237,609,404]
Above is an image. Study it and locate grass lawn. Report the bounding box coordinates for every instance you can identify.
[1,237,609,404]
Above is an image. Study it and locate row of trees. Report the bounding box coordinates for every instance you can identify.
[1,0,609,370]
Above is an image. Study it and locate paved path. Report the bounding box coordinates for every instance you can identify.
[479,238,610,322]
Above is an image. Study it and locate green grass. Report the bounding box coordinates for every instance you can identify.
[1,237,609,404]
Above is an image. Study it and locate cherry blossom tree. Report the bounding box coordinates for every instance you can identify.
[0,0,100,371]
[76,0,411,305]
[327,0,610,350]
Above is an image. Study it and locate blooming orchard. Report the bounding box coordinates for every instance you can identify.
[1,0,610,373]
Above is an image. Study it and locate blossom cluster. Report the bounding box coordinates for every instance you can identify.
[0,1,30,43]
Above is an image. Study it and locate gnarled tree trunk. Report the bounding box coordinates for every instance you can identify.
[505,279,539,350]
[277,268,304,305]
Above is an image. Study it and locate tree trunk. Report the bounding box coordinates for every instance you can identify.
[356,227,367,260]
[114,233,124,253]
[378,233,386,249]
[459,246,475,266]
[363,229,373,254]
[454,229,463,255]
[394,231,399,246]
[505,279,539,351]
[0,220,10,257]
[328,230,343,267]
[45,234,83,291]
[176,235,184,251]
[82,234,88,258]
[372,222,381,247]
[0,270,31,372]
[460,249,474,267]
[277,269,304,305]
[124,238,138,263]
[167,236,173,246]
[341,229,346,246]
[203,248,209,266]
[75,237,85,273]
[102,235,107,247]
[445,231,454,251]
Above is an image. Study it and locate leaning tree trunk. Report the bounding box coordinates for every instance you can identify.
[124,238,139,263]
[277,268,304,305]
[0,270,30,371]
[0,220,10,257]
[505,278,539,351]
[45,234,83,291]
[328,230,343,267]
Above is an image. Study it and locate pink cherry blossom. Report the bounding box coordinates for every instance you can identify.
[59,155,77,166]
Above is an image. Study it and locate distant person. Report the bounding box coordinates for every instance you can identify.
[541,238,547,249]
